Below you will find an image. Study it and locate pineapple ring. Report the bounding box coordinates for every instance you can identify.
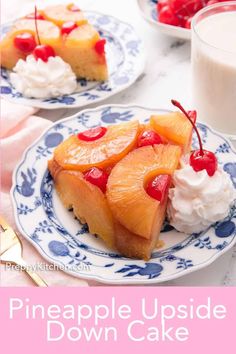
[42,4,88,27]
[54,120,141,172]
[106,144,181,239]
[12,19,60,42]
[150,112,193,152]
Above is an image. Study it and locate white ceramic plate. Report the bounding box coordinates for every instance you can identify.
[0,12,145,109]
[137,0,191,40]
[11,104,236,284]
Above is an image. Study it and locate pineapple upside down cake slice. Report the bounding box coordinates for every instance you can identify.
[48,111,193,260]
[0,3,108,81]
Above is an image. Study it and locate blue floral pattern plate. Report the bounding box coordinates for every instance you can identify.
[11,105,236,284]
[137,0,191,40]
[0,12,145,109]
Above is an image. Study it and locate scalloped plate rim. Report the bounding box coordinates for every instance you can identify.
[10,103,236,284]
[137,0,191,40]
[0,11,146,109]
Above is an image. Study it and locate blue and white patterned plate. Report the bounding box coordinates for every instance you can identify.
[11,104,236,284]
[137,0,191,40]
[0,12,145,109]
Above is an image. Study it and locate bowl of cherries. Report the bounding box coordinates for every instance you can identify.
[137,0,232,40]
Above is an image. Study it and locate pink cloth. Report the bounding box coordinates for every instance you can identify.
[1,99,51,191]
[0,99,88,287]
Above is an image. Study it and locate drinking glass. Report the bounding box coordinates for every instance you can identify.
[192,1,236,144]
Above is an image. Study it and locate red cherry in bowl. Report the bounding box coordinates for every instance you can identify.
[138,130,163,147]
[157,0,170,12]
[207,0,219,5]
[33,45,55,62]
[171,0,205,18]
[171,99,218,177]
[78,127,107,142]
[61,21,78,35]
[84,167,109,193]
[14,33,36,53]
[159,5,181,26]
[146,175,171,203]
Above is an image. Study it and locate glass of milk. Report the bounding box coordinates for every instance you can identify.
[192,2,236,143]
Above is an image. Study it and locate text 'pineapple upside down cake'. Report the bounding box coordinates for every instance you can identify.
[48,108,196,260]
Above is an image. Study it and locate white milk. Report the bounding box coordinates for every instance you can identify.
[192,11,236,138]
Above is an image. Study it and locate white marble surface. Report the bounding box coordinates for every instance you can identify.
[2,0,236,286]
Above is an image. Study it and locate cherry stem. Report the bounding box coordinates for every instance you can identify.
[171,99,204,156]
[34,6,41,45]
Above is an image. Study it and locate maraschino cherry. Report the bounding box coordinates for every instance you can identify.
[171,99,217,177]
[32,6,55,62]
[146,175,171,203]
[171,0,204,18]
[33,45,55,62]
[78,126,107,142]
[14,33,36,53]
[84,167,109,193]
[138,130,163,147]
[207,0,219,5]
[158,5,181,26]
[94,39,106,55]
[157,0,211,29]
[61,21,78,35]
[157,0,169,12]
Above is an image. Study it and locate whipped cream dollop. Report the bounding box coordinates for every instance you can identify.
[168,160,236,234]
[10,55,77,99]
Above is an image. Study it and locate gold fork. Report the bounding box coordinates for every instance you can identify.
[0,215,48,287]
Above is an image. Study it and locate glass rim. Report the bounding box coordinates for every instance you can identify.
[192,1,236,55]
